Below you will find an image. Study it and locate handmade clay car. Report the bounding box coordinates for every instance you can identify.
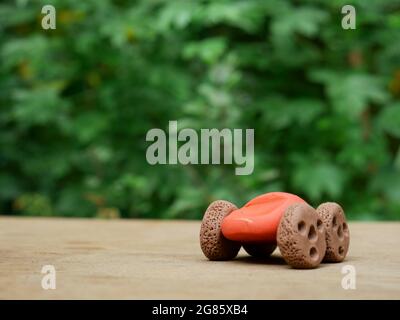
[199,192,350,268]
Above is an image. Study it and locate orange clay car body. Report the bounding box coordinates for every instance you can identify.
[221,192,306,243]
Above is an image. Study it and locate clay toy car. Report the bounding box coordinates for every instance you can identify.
[199,192,350,268]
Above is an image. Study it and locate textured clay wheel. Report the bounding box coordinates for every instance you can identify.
[200,200,241,260]
[277,203,326,269]
[243,243,277,258]
[316,202,350,262]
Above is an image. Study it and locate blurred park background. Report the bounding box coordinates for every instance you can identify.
[0,0,400,220]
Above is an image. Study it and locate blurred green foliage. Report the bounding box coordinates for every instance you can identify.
[1,0,400,220]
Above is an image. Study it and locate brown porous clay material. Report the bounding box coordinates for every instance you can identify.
[243,243,277,258]
[316,202,350,262]
[277,203,326,269]
[200,200,241,260]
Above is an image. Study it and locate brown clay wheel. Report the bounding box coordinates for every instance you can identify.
[316,202,350,262]
[200,200,241,261]
[277,203,327,269]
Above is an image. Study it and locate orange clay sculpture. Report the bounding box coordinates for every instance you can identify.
[199,192,350,269]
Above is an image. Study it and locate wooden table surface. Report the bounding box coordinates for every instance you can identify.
[0,217,399,299]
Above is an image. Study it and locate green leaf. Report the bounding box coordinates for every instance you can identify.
[293,162,345,201]
[271,7,329,42]
[11,87,68,127]
[378,102,400,138]
[310,71,389,117]
[203,1,267,33]
[183,37,227,64]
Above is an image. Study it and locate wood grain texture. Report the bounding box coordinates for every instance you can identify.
[0,217,399,299]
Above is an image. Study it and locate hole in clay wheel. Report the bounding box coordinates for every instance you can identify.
[308,225,317,241]
[309,247,318,260]
[339,246,344,255]
[317,219,323,231]
[298,221,306,233]
[337,225,343,239]
[332,216,338,228]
